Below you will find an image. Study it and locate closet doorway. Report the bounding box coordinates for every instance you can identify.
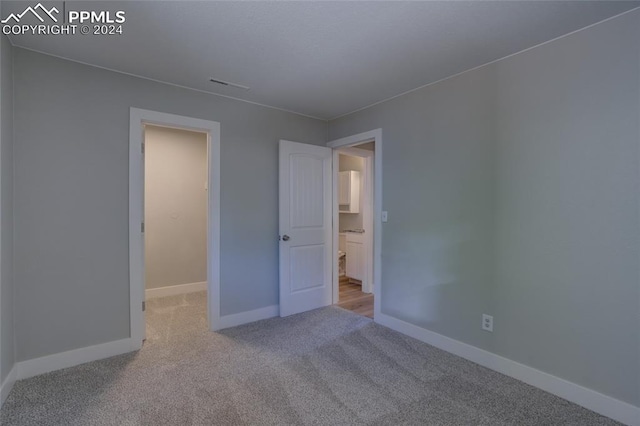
[143,125,208,338]
[129,108,221,349]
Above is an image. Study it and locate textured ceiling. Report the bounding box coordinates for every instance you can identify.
[4,1,639,119]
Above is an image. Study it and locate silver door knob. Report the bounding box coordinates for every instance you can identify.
[282,235,290,241]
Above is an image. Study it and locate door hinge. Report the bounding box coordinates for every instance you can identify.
[142,301,146,312]
[141,222,145,233]
[141,141,145,154]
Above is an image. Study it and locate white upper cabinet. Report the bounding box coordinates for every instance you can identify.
[338,170,360,213]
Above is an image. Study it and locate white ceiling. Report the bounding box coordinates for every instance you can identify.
[4,1,639,119]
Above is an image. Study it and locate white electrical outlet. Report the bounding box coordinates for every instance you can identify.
[482,314,493,332]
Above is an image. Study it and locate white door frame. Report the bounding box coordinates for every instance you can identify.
[129,108,221,349]
[328,129,382,319]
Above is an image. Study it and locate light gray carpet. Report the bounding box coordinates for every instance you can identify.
[1,292,619,425]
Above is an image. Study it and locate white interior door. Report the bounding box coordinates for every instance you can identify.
[279,140,333,317]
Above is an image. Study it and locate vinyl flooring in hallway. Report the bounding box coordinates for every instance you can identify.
[336,276,374,318]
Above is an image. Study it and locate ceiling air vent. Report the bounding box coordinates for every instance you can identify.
[209,78,250,90]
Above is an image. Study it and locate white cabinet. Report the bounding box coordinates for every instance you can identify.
[338,233,346,252]
[345,232,364,281]
[338,170,360,213]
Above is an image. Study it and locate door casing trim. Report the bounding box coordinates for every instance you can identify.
[129,108,221,349]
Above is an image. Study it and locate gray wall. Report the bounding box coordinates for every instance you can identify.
[329,10,640,406]
[144,125,207,290]
[0,28,15,384]
[13,49,326,361]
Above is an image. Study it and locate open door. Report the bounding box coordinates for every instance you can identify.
[279,140,333,317]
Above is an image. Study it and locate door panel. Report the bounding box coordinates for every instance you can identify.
[279,140,332,317]
[291,155,324,228]
[290,245,325,292]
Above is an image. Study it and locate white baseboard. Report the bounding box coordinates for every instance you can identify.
[217,305,279,330]
[0,364,17,407]
[376,313,639,426]
[16,338,136,381]
[145,281,207,299]
[10,302,275,384]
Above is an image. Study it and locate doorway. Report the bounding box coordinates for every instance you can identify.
[143,125,208,336]
[328,129,382,320]
[129,108,221,349]
[334,144,375,318]
[277,129,382,321]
